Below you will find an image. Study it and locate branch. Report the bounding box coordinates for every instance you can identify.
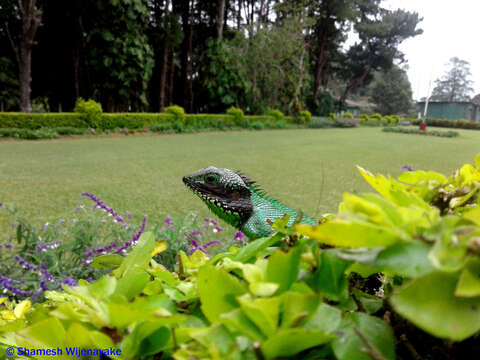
[353,327,387,360]
[5,22,20,65]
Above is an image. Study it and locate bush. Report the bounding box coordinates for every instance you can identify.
[342,112,354,119]
[54,127,86,135]
[226,106,244,126]
[248,121,264,130]
[0,128,59,140]
[308,117,336,128]
[150,123,173,133]
[383,126,459,137]
[358,113,370,125]
[74,98,103,128]
[329,112,337,120]
[411,118,480,130]
[5,156,480,358]
[297,110,312,124]
[0,113,87,129]
[164,105,185,124]
[268,109,284,122]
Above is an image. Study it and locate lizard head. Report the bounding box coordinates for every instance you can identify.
[182,166,254,227]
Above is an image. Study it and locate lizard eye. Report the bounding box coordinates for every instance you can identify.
[205,174,218,185]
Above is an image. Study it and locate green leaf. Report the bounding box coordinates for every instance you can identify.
[138,327,170,356]
[455,268,480,297]
[332,312,395,360]
[16,318,65,349]
[398,170,447,185]
[297,221,400,248]
[352,289,383,314]
[302,303,342,333]
[266,247,301,294]
[88,275,117,299]
[313,250,350,302]
[233,233,283,262]
[375,242,434,278]
[219,308,264,341]
[279,291,319,330]
[237,294,280,337]
[198,265,247,322]
[113,232,155,278]
[114,271,150,300]
[91,254,124,269]
[390,272,480,340]
[262,328,335,359]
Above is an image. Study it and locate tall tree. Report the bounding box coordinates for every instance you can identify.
[338,8,422,103]
[86,0,154,111]
[2,0,42,112]
[430,57,474,102]
[369,65,413,115]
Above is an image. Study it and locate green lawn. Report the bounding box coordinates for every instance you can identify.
[1,127,479,236]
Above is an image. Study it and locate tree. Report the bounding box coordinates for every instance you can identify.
[86,0,154,112]
[430,57,474,102]
[338,8,422,103]
[369,65,413,115]
[2,0,42,112]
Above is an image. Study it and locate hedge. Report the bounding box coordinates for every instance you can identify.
[0,112,300,130]
[411,118,480,130]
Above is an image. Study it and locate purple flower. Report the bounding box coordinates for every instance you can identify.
[57,219,65,225]
[115,216,147,254]
[401,165,414,172]
[213,226,222,233]
[40,277,48,291]
[81,192,129,226]
[0,202,3,208]
[233,231,246,245]
[74,205,84,212]
[127,212,132,220]
[42,222,49,233]
[165,216,175,231]
[0,275,31,297]
[61,277,77,287]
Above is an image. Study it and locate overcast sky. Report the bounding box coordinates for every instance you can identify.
[383,0,479,100]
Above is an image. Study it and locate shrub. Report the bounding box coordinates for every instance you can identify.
[329,112,337,120]
[383,126,459,137]
[358,113,370,125]
[0,113,87,129]
[248,121,264,130]
[297,110,312,124]
[268,109,284,122]
[308,117,335,128]
[226,106,244,126]
[335,117,358,128]
[164,105,185,124]
[5,156,480,358]
[54,127,86,135]
[150,123,173,133]
[342,112,354,119]
[73,98,103,129]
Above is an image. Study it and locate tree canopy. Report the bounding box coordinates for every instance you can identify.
[430,57,474,102]
[0,0,423,114]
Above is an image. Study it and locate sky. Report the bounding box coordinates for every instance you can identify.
[383,0,479,100]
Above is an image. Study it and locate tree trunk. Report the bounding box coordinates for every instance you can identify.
[237,0,242,30]
[216,0,225,40]
[11,0,42,113]
[340,62,373,103]
[313,32,327,99]
[159,0,170,111]
[181,0,193,112]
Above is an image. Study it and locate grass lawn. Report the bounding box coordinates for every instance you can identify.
[1,127,479,237]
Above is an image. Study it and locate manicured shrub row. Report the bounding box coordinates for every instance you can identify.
[0,112,307,131]
[411,118,480,130]
[383,126,459,137]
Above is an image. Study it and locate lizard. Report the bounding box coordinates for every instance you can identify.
[183,166,317,240]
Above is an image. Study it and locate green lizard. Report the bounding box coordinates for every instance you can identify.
[183,166,317,239]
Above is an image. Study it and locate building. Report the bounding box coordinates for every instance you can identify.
[417,101,480,122]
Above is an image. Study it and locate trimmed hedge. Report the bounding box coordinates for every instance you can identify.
[411,118,480,130]
[0,113,87,129]
[383,126,459,138]
[0,112,301,131]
